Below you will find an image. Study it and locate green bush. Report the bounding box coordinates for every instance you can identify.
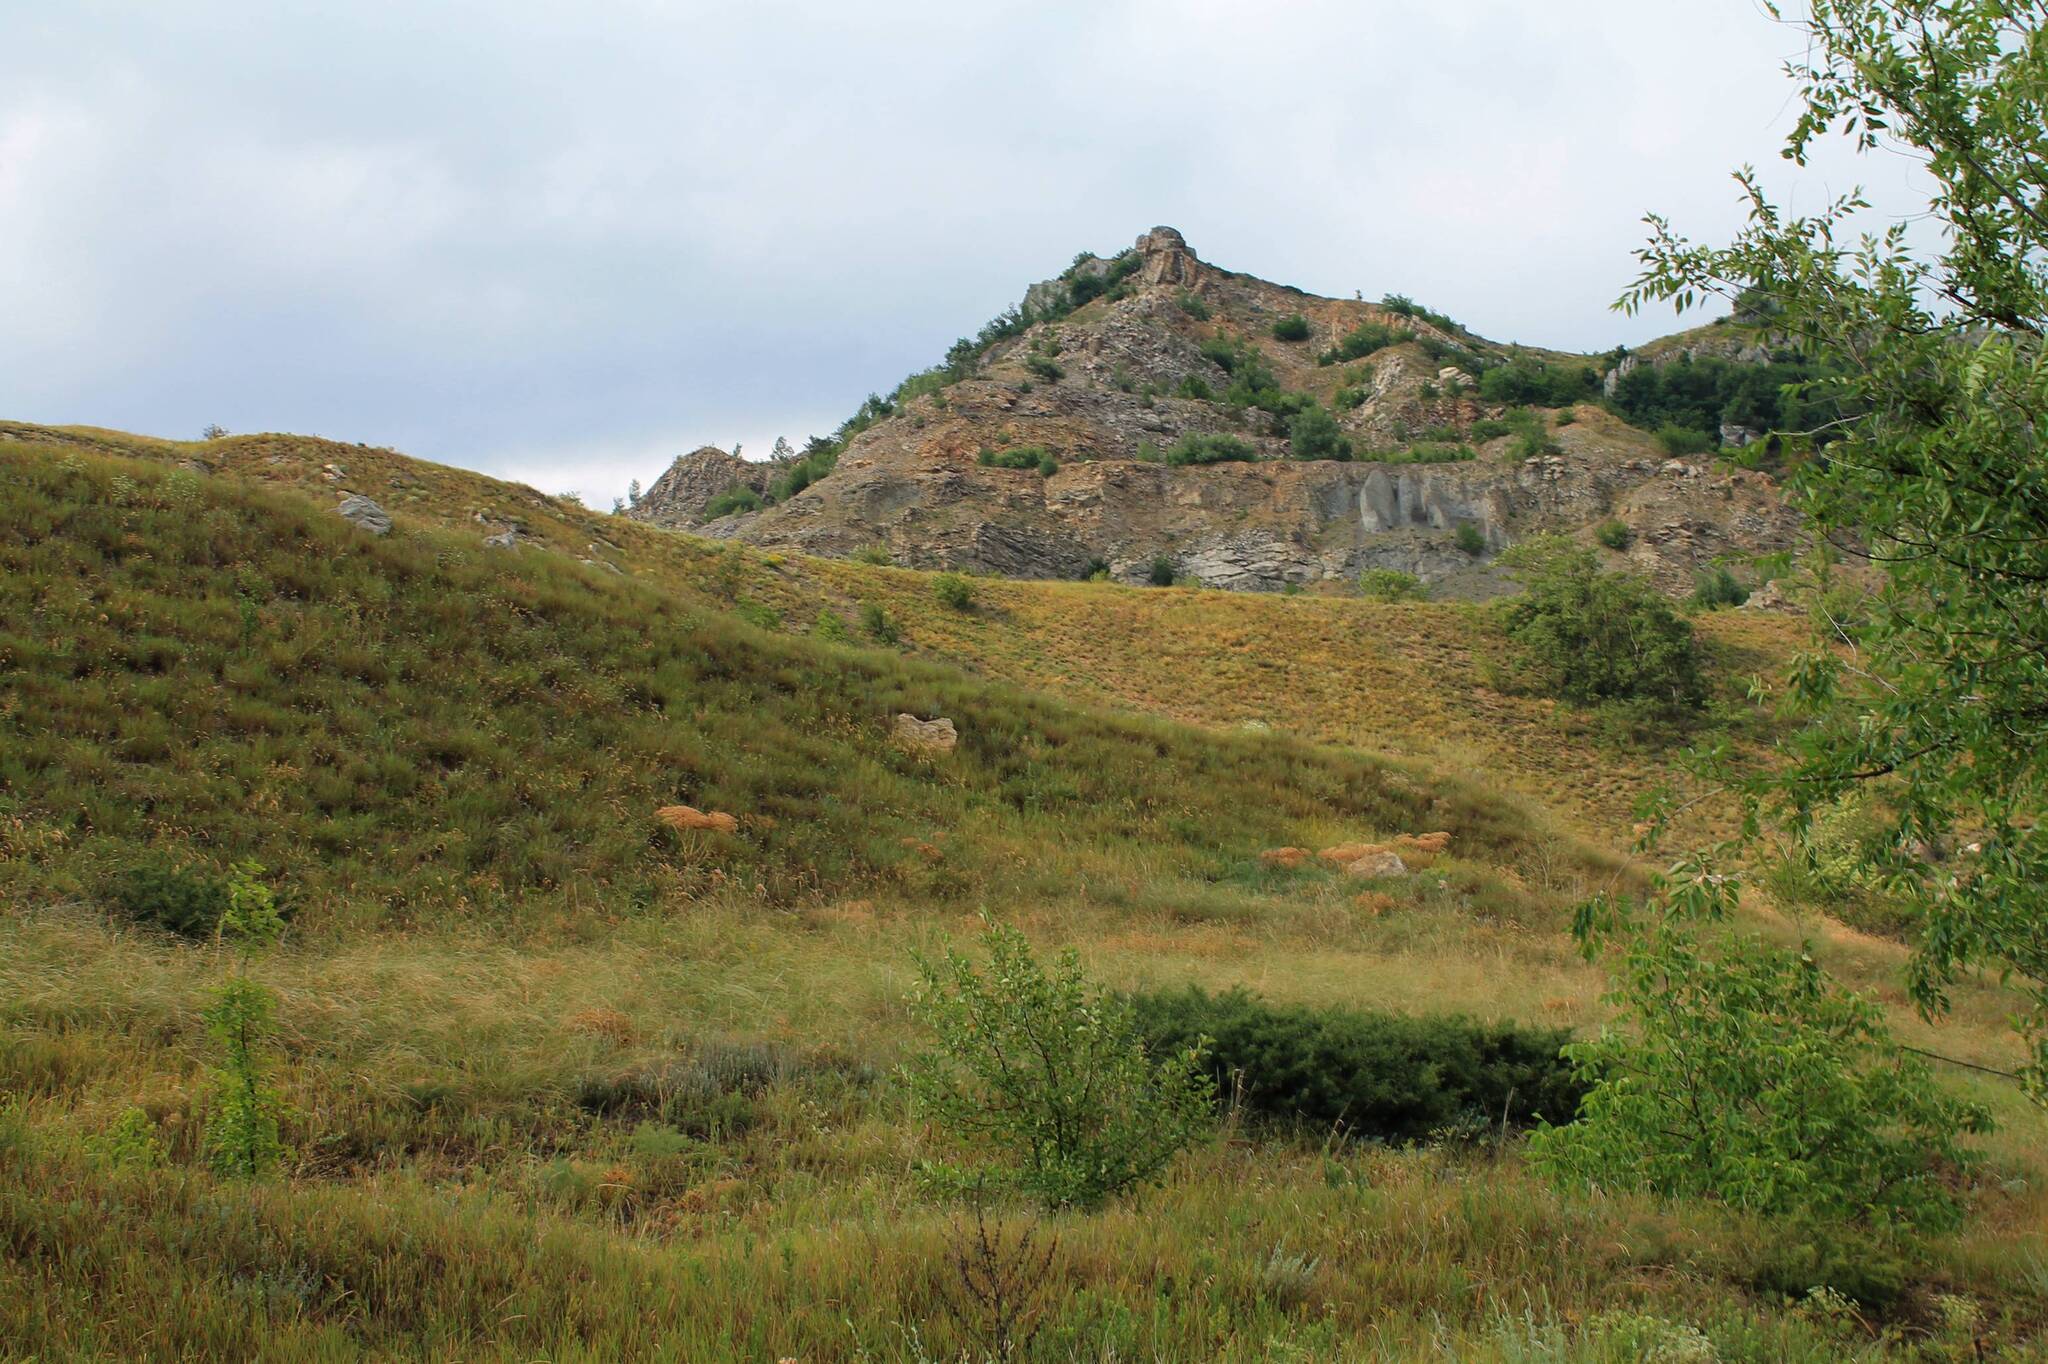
[851,544,892,566]
[1037,454,1058,477]
[1454,522,1487,556]
[1494,536,1705,708]
[702,486,763,519]
[1692,565,1750,608]
[858,602,899,644]
[1165,433,1257,466]
[979,445,1051,471]
[1131,988,1582,1143]
[1198,335,1242,372]
[108,862,230,938]
[932,572,976,612]
[1175,290,1210,321]
[1358,569,1427,602]
[1655,423,1714,456]
[1270,314,1312,342]
[1478,356,1599,407]
[1023,353,1063,383]
[1286,404,1351,461]
[1148,556,1176,587]
[1322,320,1408,365]
[906,922,1213,1209]
[1175,374,1214,401]
[1594,519,1633,551]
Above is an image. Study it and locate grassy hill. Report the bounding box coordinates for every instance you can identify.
[2,425,2044,1361]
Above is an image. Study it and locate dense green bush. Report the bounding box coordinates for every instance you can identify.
[1692,566,1750,609]
[1270,314,1312,342]
[1494,536,1705,708]
[1606,353,1838,447]
[1379,293,1462,332]
[1319,321,1408,366]
[1165,433,1257,466]
[1287,404,1351,461]
[1023,353,1063,383]
[1131,987,1581,1142]
[1478,356,1599,408]
[1174,290,1210,320]
[1175,374,1214,401]
[908,923,1213,1209]
[978,445,1052,471]
[1454,523,1487,556]
[107,861,230,938]
[1358,569,1427,602]
[1148,556,1176,587]
[932,573,976,612]
[1594,519,1633,551]
[702,486,763,519]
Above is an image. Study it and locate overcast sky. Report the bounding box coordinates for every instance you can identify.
[1,2,1932,505]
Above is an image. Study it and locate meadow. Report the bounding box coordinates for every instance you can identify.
[1,426,2043,1361]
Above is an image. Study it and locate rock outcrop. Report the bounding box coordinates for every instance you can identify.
[630,446,786,527]
[633,228,1804,597]
[334,494,392,535]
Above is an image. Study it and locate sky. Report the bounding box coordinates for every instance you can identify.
[0,1,1935,506]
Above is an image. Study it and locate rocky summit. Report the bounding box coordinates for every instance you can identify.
[627,227,1805,596]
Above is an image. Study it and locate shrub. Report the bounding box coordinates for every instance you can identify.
[1328,320,1407,363]
[1270,314,1311,342]
[1175,290,1210,321]
[933,572,976,612]
[108,862,230,938]
[979,445,1051,471]
[1478,355,1599,407]
[1454,522,1487,556]
[852,544,893,566]
[1334,385,1369,410]
[1037,454,1058,477]
[1148,556,1176,587]
[1594,519,1633,551]
[905,922,1213,1209]
[1286,404,1351,461]
[1198,335,1241,372]
[1165,433,1257,466]
[812,609,851,641]
[1692,565,1750,608]
[1358,569,1427,602]
[1494,536,1705,708]
[1655,423,1714,456]
[1531,923,1988,1234]
[859,602,899,644]
[1130,988,1582,1142]
[702,486,763,519]
[1023,353,1063,383]
[1081,556,1110,581]
[1175,374,1214,401]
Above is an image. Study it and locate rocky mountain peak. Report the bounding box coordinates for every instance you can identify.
[1134,225,1200,287]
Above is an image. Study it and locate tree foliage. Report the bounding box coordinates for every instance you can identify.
[1531,915,1989,1233]
[1494,536,1705,708]
[905,922,1213,1209]
[1617,0,2048,1092]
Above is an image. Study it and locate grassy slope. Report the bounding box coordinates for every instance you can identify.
[2,426,2044,1361]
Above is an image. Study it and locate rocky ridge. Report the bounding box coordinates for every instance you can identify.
[627,228,1802,596]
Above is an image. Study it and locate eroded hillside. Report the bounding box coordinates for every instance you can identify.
[628,228,1809,596]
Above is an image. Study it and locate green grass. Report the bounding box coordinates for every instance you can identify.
[2,425,2045,1361]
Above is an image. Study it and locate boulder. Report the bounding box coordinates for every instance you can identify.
[483,529,520,549]
[1719,422,1763,448]
[1345,850,1408,878]
[892,714,958,754]
[334,494,392,535]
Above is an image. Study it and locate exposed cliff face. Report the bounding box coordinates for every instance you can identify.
[634,227,1802,595]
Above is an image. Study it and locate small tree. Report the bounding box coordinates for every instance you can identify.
[906,922,1213,1209]
[1147,556,1176,587]
[203,861,289,1177]
[1287,404,1351,461]
[201,424,228,441]
[1494,535,1705,709]
[1270,314,1311,342]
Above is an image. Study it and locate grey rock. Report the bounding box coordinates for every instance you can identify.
[1345,850,1408,878]
[892,714,958,754]
[334,494,392,535]
[483,529,520,549]
[1719,422,1763,447]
